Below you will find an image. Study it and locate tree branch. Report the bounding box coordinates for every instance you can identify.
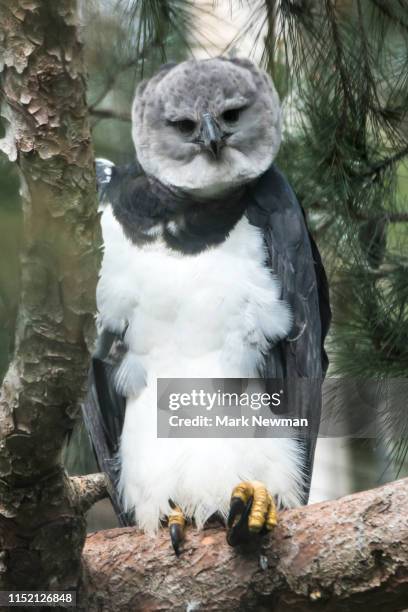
[90,107,131,122]
[355,144,408,179]
[308,202,408,223]
[79,477,408,611]
[70,473,109,514]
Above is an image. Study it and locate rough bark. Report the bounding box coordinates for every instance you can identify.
[80,478,408,612]
[0,0,100,591]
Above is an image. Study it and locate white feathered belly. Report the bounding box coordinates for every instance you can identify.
[98,207,305,532]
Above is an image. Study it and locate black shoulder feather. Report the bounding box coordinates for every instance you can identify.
[247,164,331,502]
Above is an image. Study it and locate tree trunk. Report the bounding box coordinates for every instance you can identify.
[0,0,100,591]
[80,478,408,612]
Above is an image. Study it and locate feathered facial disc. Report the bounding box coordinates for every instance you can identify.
[132,58,282,196]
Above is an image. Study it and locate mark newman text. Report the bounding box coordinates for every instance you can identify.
[168,415,309,428]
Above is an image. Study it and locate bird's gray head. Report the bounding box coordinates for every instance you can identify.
[132,57,282,197]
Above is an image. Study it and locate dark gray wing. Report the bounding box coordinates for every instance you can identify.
[83,329,133,526]
[247,164,331,503]
[82,159,135,526]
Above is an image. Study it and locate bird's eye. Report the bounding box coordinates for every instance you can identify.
[221,107,245,124]
[170,119,197,135]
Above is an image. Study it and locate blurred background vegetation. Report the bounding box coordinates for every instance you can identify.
[1,0,407,526]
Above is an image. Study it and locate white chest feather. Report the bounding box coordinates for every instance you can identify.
[98,207,291,377]
[97,207,304,532]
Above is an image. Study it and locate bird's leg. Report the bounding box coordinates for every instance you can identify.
[168,501,186,556]
[227,481,277,546]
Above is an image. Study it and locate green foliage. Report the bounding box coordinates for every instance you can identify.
[266,1,408,382]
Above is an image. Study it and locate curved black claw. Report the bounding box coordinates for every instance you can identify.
[170,523,184,556]
[227,497,253,547]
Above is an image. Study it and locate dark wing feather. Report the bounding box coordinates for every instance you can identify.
[82,160,135,526]
[247,164,331,503]
[83,329,133,526]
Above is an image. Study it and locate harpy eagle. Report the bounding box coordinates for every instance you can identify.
[84,57,331,554]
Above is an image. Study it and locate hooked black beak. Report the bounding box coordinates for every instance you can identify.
[199,113,224,160]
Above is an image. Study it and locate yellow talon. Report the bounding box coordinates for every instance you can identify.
[266,493,278,530]
[231,480,254,504]
[230,481,278,533]
[248,481,268,532]
[168,503,185,555]
[168,504,185,528]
